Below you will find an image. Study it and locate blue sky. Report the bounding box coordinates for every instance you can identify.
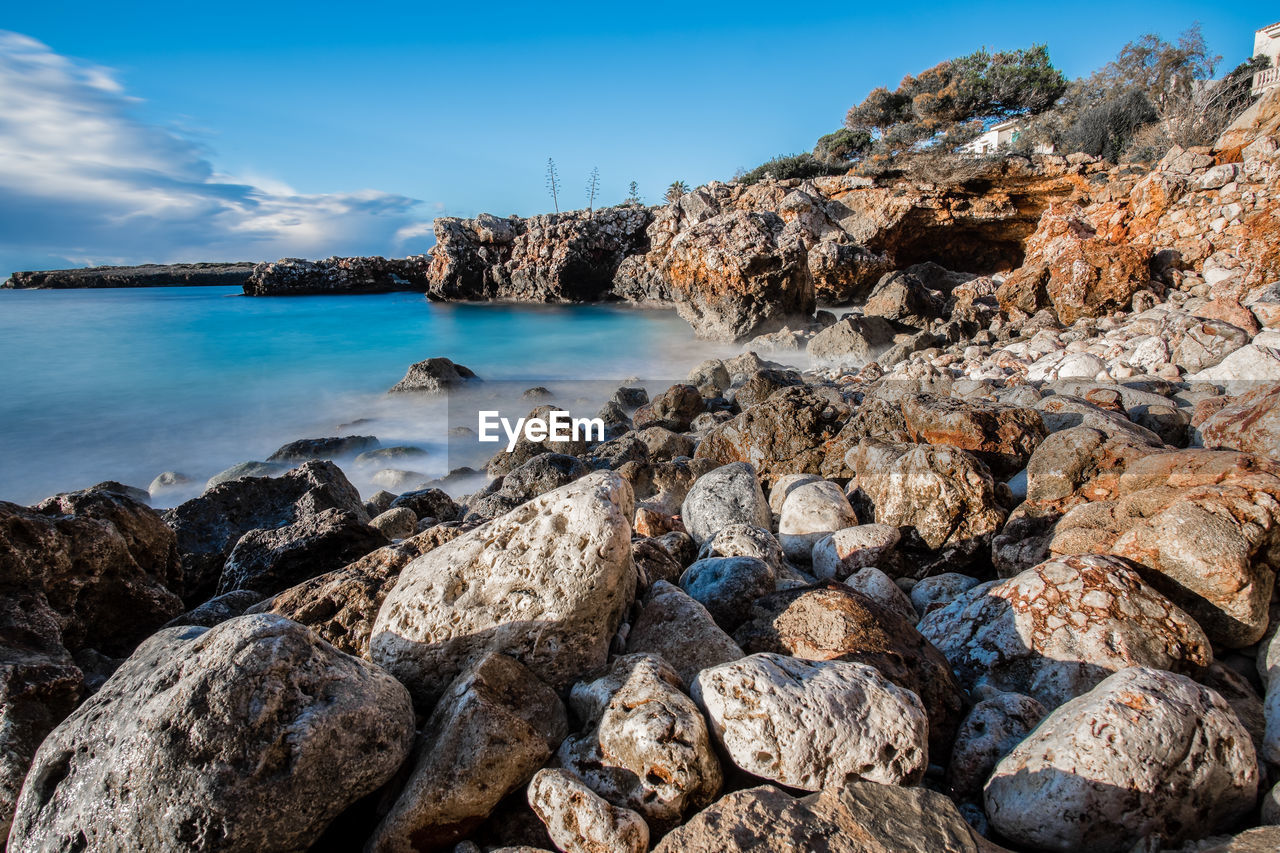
[1,1,1276,274]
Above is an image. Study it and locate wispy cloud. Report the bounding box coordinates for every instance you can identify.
[0,31,436,274]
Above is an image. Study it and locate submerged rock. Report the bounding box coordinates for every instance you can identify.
[388,357,480,394]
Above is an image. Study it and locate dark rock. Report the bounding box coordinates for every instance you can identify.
[266,435,380,463]
[389,487,461,522]
[633,384,704,432]
[162,590,265,629]
[3,262,256,290]
[388,357,480,394]
[218,507,388,596]
[165,460,369,606]
[244,255,429,296]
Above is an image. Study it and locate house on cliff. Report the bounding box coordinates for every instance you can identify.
[1255,21,1280,95]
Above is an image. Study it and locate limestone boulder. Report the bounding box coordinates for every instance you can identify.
[918,554,1211,711]
[696,523,785,574]
[1047,449,1280,646]
[559,655,721,831]
[849,440,1006,575]
[777,480,858,563]
[692,653,929,790]
[653,781,1009,853]
[527,769,648,853]
[732,584,965,757]
[9,615,414,853]
[625,581,743,688]
[694,386,853,486]
[984,667,1258,853]
[368,654,567,853]
[811,525,901,581]
[370,471,635,707]
[899,394,1046,480]
[1199,381,1280,460]
[680,462,770,545]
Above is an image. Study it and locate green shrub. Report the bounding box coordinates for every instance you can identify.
[737,153,844,185]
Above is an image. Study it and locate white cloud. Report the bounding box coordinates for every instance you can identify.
[0,31,436,274]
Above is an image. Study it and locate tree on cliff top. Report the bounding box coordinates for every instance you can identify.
[666,181,689,202]
[1020,25,1265,162]
[831,45,1066,163]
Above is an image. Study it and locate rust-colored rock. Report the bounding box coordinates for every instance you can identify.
[997,204,1152,325]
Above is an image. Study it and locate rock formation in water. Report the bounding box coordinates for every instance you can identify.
[3,263,257,289]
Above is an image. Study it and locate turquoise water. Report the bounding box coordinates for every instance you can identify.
[0,287,739,506]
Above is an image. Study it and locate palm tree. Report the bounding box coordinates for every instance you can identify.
[665,181,690,203]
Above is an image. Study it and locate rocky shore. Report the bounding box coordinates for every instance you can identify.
[2,89,1280,853]
[2,262,257,289]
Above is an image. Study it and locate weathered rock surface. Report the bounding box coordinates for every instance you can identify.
[918,554,1211,711]
[732,584,965,756]
[428,207,653,302]
[370,471,635,707]
[9,614,414,852]
[1047,449,1280,647]
[388,357,480,394]
[811,524,901,581]
[678,556,775,631]
[997,203,1152,325]
[261,527,458,656]
[692,653,928,790]
[807,315,897,365]
[165,460,369,605]
[850,440,1006,574]
[984,667,1258,853]
[8,485,183,654]
[559,655,721,830]
[369,653,567,853]
[777,480,858,563]
[899,394,1046,479]
[625,581,744,688]
[528,769,649,853]
[1200,381,1280,460]
[218,506,387,596]
[696,523,785,574]
[695,387,853,486]
[663,210,815,341]
[680,462,771,545]
[947,692,1047,802]
[653,781,1009,853]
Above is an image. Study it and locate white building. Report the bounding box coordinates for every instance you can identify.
[1255,21,1280,95]
[962,119,1024,155]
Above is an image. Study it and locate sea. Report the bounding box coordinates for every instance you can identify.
[0,286,753,507]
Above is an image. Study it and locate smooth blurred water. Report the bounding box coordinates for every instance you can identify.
[0,287,741,506]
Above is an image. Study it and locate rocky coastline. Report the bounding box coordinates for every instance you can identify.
[2,262,257,289]
[3,88,1280,853]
